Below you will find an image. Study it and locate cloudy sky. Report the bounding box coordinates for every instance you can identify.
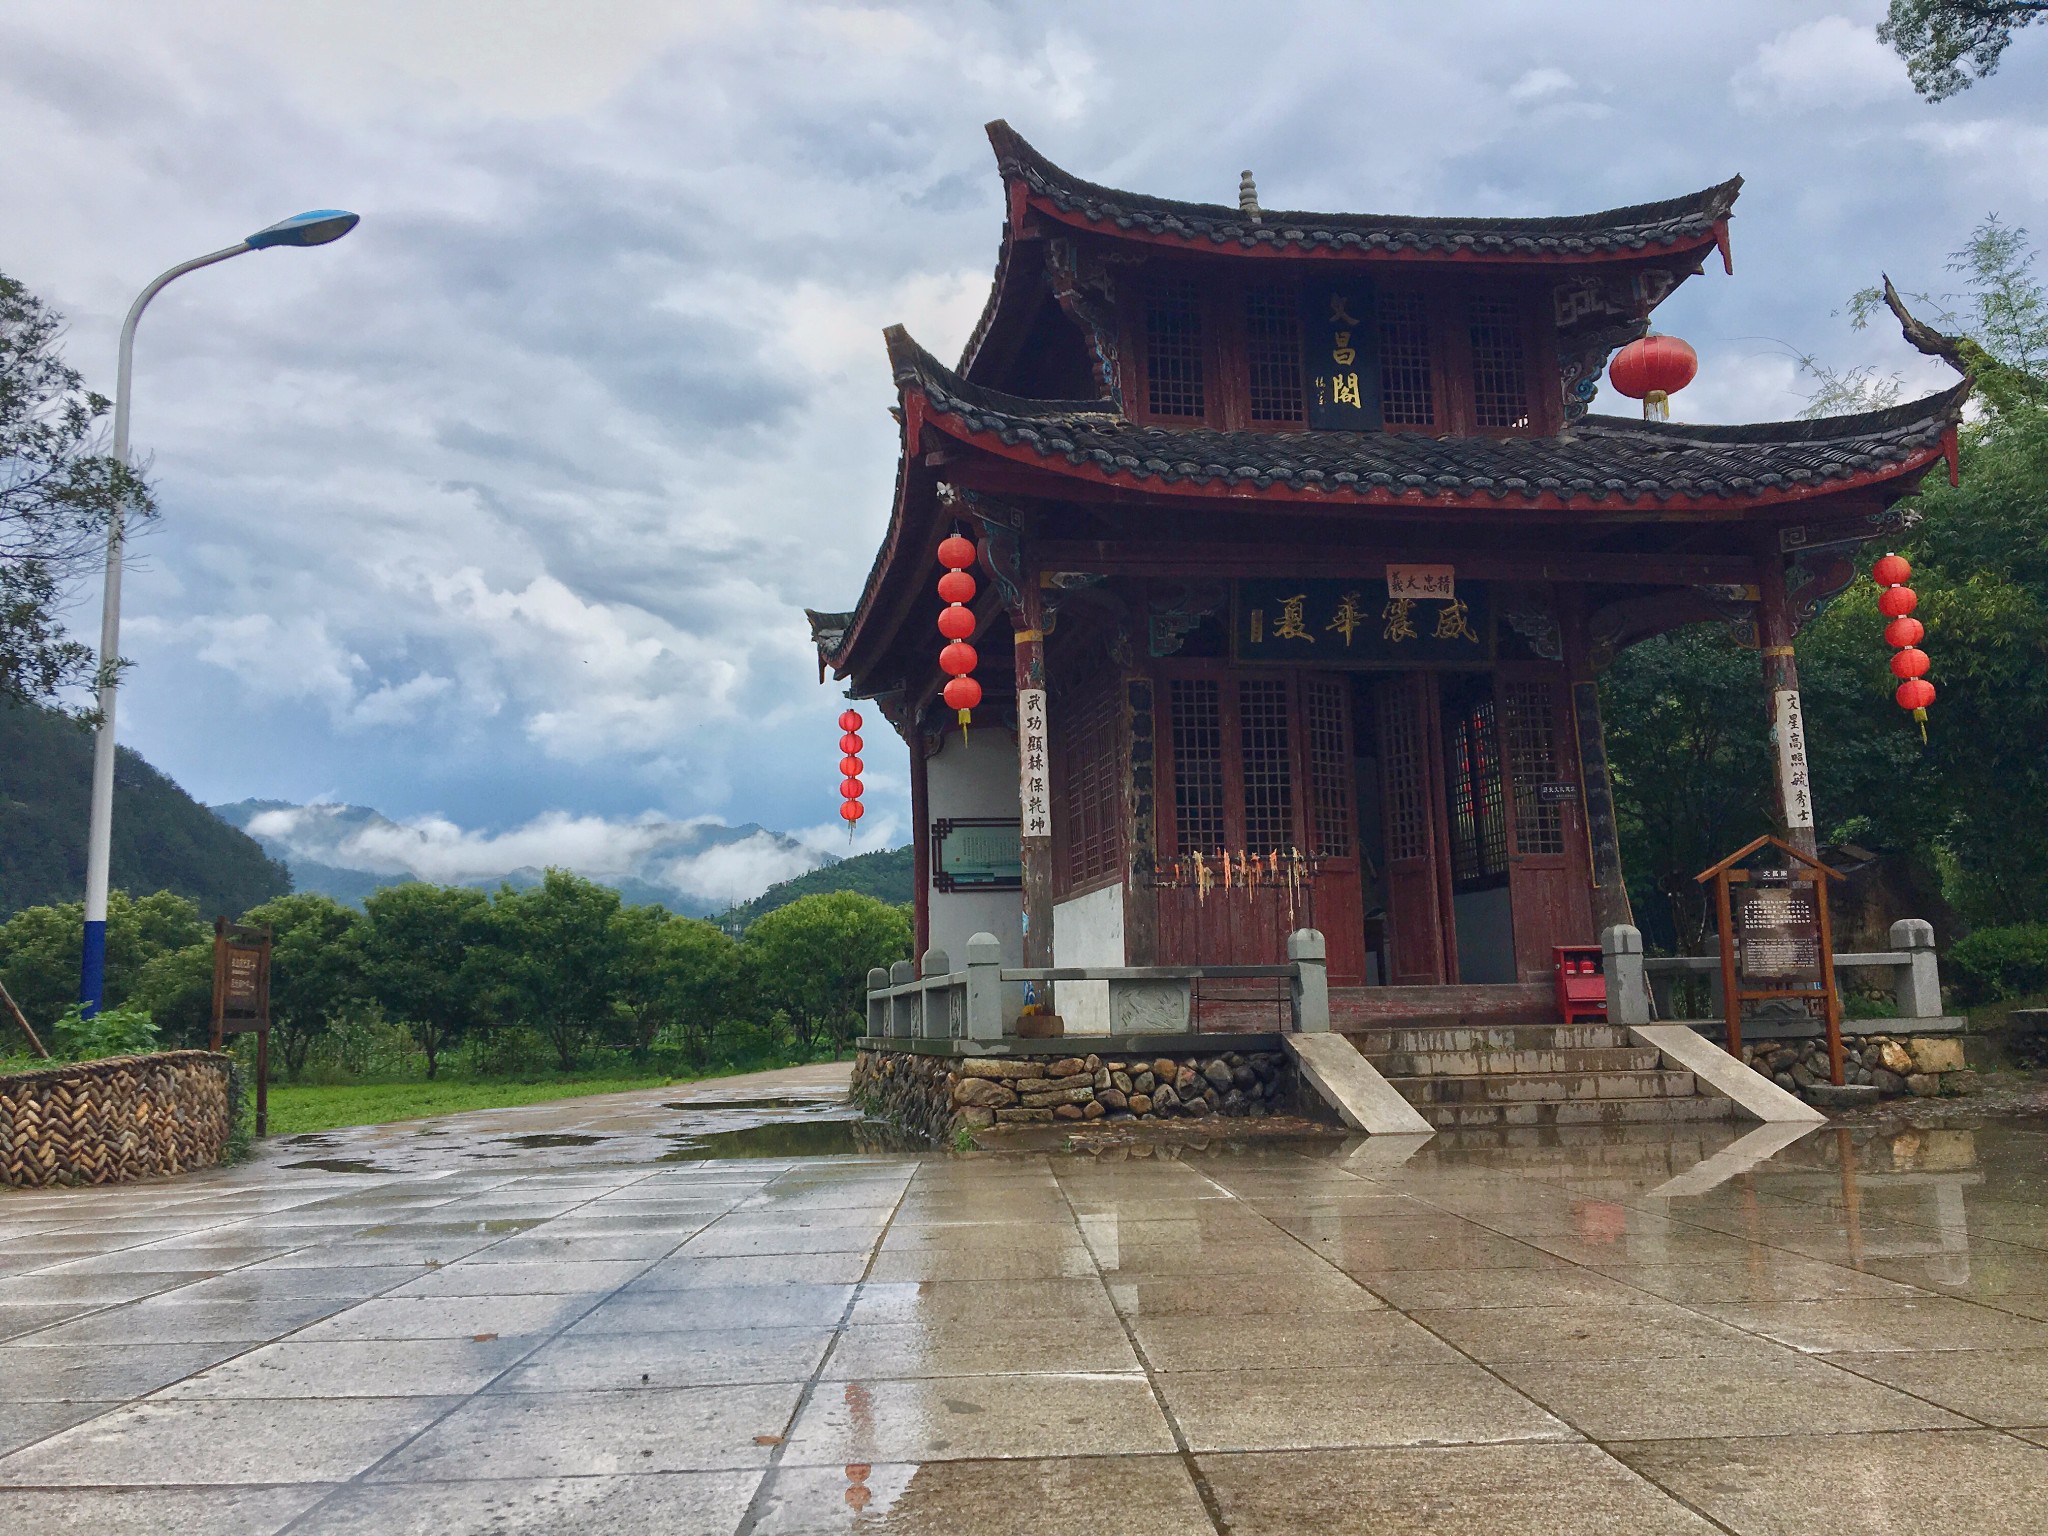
[3,1,2040,898]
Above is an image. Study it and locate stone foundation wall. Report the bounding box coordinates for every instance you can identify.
[2,1052,236,1188]
[1742,1033,1977,1101]
[851,1047,1301,1142]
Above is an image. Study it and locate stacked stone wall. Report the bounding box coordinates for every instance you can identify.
[1742,1033,1977,1101]
[851,1047,1300,1142]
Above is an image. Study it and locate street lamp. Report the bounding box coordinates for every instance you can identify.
[78,210,360,1016]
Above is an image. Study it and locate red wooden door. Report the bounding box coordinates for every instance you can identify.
[1301,675,1366,985]
[1154,668,1365,979]
[1496,666,1597,980]
[1376,672,1455,985]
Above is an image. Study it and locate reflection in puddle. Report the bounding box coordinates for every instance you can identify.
[496,1133,610,1149]
[658,1117,927,1159]
[283,1158,391,1175]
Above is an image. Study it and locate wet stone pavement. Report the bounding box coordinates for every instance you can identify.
[4,1065,2048,1533]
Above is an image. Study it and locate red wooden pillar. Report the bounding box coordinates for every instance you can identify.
[909,722,931,955]
[1755,537,1819,860]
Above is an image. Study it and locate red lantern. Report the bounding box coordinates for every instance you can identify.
[936,532,980,741]
[1872,553,1912,588]
[1883,616,1925,648]
[1877,585,1918,618]
[835,709,864,837]
[1896,678,1936,711]
[1889,647,1930,679]
[1608,334,1698,420]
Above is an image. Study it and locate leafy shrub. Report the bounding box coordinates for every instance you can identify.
[1945,924,2048,1004]
[52,1002,160,1061]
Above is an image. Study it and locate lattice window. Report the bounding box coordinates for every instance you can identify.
[1058,674,1123,890]
[1502,679,1567,855]
[1303,677,1352,858]
[1244,280,1304,423]
[1237,680,1296,853]
[1447,699,1508,885]
[1378,292,1435,427]
[1145,278,1207,418]
[1168,678,1225,853]
[1380,685,1429,863]
[1468,297,1530,429]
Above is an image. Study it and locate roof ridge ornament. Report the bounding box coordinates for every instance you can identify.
[1239,170,1262,224]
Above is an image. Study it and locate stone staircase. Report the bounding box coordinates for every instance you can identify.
[1337,1014,1740,1130]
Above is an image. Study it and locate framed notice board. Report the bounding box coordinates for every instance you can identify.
[932,818,1023,892]
[1696,835,1844,1083]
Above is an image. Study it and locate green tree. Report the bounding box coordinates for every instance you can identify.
[745,891,910,1058]
[1,272,153,708]
[612,906,747,1067]
[127,940,216,1049]
[241,894,365,1080]
[487,870,623,1071]
[358,882,490,1079]
[1881,1,2048,101]
[0,888,205,1031]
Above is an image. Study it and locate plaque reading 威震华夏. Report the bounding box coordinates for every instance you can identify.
[1233,579,1493,667]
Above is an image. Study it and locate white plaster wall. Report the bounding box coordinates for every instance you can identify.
[926,729,1022,1016]
[1053,881,1126,1035]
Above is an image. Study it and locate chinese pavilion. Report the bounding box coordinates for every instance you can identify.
[811,122,1964,1033]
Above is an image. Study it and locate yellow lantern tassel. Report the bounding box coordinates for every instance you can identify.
[958,707,970,745]
[1914,705,1928,743]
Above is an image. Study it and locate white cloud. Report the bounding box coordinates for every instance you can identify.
[1736,14,1908,112]
[1508,67,1575,104]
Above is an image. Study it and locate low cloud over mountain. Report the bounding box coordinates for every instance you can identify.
[213,800,827,914]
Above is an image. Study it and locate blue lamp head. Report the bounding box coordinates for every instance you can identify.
[246,210,360,250]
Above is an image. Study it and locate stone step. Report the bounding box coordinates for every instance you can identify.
[1341,1024,1635,1054]
[1384,1070,1702,1106]
[1420,1096,1740,1129]
[1358,1046,1665,1078]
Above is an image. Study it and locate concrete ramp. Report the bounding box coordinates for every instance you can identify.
[1630,1024,1826,1125]
[1285,1033,1435,1135]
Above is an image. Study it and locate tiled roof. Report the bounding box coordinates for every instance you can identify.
[989,121,1741,261]
[891,329,1966,509]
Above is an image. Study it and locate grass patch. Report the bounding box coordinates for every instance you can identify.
[262,1071,694,1136]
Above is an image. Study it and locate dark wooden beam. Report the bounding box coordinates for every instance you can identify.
[1033,540,1754,587]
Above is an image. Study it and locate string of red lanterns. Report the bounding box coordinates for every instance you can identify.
[1873,553,1934,741]
[937,532,980,743]
[837,708,864,833]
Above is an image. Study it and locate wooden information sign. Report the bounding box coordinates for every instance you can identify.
[1695,835,1843,1082]
[211,919,274,1134]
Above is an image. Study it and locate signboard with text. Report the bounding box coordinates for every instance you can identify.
[932,818,1024,892]
[1302,280,1382,431]
[1233,578,1493,667]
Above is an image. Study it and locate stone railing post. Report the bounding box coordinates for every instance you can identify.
[963,932,1005,1041]
[866,967,888,1038]
[1603,924,1649,1026]
[919,948,952,1039]
[1890,919,1943,1019]
[1288,928,1330,1033]
[888,959,916,1037]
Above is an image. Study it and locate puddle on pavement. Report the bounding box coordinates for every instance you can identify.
[283,1158,392,1175]
[657,1117,927,1159]
[284,1135,337,1147]
[495,1133,610,1148]
[662,1097,838,1113]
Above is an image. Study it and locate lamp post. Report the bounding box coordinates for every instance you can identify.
[78,210,360,1016]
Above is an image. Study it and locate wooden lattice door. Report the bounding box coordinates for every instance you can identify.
[1376,672,1455,985]
[1155,668,1365,979]
[1496,666,1596,979]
